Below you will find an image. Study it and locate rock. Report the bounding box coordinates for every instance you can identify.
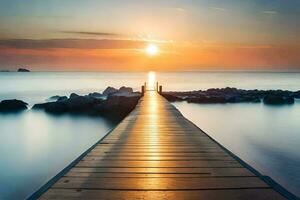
[17,68,30,72]
[33,95,103,114]
[66,96,102,112]
[103,87,118,96]
[227,96,260,103]
[0,99,28,112]
[48,95,68,102]
[48,95,61,101]
[94,95,140,119]
[285,97,295,104]
[186,95,227,104]
[33,88,141,119]
[70,93,80,99]
[32,102,67,113]
[118,86,133,93]
[57,96,68,101]
[162,88,300,105]
[162,93,183,102]
[88,92,104,99]
[263,95,294,105]
[111,92,141,97]
[292,91,300,99]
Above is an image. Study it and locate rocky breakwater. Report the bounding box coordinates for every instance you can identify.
[33,86,141,120]
[162,87,300,105]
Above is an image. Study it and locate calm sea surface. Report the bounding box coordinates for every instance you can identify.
[0,72,299,199]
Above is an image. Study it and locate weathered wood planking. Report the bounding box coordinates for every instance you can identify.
[38,91,287,200]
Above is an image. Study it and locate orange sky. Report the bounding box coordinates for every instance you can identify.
[0,0,300,71]
[1,41,299,71]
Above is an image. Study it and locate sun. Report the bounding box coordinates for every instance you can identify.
[145,44,158,56]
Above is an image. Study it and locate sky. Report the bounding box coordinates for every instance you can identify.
[0,0,299,71]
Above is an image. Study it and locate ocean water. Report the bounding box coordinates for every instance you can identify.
[0,71,300,199]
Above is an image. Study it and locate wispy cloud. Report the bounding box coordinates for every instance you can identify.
[175,7,186,12]
[262,10,278,15]
[211,7,227,12]
[61,31,121,37]
[0,39,146,49]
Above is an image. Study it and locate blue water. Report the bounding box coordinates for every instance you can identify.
[0,72,300,199]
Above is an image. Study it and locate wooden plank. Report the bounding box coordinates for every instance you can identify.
[53,177,269,190]
[40,189,285,200]
[69,167,253,176]
[76,160,242,168]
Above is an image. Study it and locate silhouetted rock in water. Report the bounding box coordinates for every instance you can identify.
[57,96,68,101]
[33,102,68,114]
[48,95,68,102]
[87,92,104,99]
[186,95,227,104]
[292,91,300,99]
[162,94,184,102]
[118,86,133,94]
[263,95,294,105]
[70,93,80,99]
[103,87,118,96]
[93,95,141,119]
[33,95,103,114]
[0,99,28,112]
[33,88,141,120]
[162,87,298,104]
[17,68,30,72]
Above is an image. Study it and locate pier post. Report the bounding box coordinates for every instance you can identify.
[159,85,162,94]
[141,85,145,95]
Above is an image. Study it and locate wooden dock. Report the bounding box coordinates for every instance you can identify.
[37,91,288,199]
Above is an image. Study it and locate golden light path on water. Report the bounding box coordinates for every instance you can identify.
[147,71,156,90]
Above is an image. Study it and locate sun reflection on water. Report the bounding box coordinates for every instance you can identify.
[147,71,156,90]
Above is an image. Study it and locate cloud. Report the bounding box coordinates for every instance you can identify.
[175,7,186,12]
[211,7,227,12]
[61,31,121,37]
[262,10,278,15]
[0,39,146,50]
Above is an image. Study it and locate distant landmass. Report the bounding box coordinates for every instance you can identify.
[17,68,30,72]
[0,68,31,72]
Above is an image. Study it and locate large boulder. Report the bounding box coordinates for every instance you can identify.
[88,92,104,99]
[94,95,140,119]
[47,95,68,102]
[66,96,102,112]
[0,99,28,112]
[103,87,118,96]
[118,86,133,93]
[263,95,294,105]
[69,93,80,99]
[33,95,103,114]
[32,102,68,114]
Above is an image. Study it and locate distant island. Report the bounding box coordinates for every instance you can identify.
[17,68,30,72]
[0,68,31,72]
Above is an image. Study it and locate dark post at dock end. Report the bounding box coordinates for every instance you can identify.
[159,85,162,94]
[141,85,145,95]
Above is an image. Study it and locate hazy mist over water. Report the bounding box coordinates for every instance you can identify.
[0,72,300,199]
